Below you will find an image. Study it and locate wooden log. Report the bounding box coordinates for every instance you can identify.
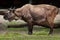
[7,23,60,28]
[8,23,28,28]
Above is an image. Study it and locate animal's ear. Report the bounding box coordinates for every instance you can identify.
[13,6,16,10]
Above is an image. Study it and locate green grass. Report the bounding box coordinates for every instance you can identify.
[0,26,59,40]
[1,21,60,40]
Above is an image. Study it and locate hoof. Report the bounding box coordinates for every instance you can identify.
[48,32,53,35]
[28,32,32,35]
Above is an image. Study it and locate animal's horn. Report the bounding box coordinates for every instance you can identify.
[13,6,16,9]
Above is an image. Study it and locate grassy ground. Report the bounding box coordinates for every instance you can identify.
[0,21,60,40]
[0,26,60,40]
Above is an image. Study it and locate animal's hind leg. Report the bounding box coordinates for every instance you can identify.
[48,15,57,34]
[47,17,54,35]
[49,23,54,34]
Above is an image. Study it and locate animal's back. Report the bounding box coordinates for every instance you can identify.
[15,4,58,24]
[28,4,59,24]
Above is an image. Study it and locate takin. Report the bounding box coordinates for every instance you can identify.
[4,4,59,35]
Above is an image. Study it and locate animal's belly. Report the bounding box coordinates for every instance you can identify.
[54,14,60,24]
[33,19,47,25]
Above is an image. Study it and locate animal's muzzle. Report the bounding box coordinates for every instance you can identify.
[3,16,8,20]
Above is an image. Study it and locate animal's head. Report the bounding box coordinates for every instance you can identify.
[3,7,17,21]
[3,7,23,21]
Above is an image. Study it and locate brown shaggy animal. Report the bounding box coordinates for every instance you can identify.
[4,4,59,35]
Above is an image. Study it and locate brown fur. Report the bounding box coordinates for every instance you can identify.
[4,4,59,35]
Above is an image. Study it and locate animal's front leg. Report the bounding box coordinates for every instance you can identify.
[27,20,33,35]
[28,24,33,35]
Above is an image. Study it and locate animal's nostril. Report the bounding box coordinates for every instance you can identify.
[3,16,8,20]
[3,16,5,19]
